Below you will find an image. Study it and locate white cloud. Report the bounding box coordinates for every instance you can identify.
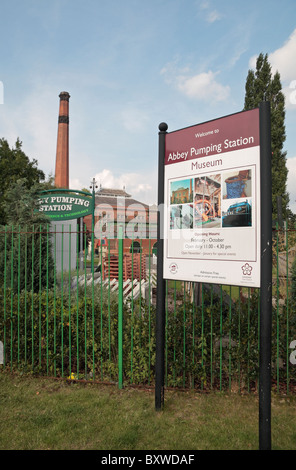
[248,55,257,70]
[70,178,85,190]
[282,81,296,110]
[177,70,230,102]
[269,28,296,110]
[248,29,296,110]
[248,28,296,81]
[161,61,230,103]
[206,10,222,23]
[198,1,222,23]
[269,29,296,83]
[71,168,157,205]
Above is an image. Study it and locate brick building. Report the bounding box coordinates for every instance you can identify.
[83,186,157,281]
[171,179,193,204]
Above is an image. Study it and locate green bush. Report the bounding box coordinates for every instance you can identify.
[0,224,54,293]
[0,284,155,385]
[0,281,294,391]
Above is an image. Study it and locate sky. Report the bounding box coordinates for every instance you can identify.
[0,0,296,211]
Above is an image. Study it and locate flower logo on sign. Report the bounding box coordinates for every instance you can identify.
[241,263,252,276]
[169,263,178,274]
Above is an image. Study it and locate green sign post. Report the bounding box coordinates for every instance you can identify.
[37,187,95,273]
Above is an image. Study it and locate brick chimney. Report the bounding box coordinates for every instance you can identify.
[55,91,70,188]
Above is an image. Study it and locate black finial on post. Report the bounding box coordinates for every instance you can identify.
[159,122,168,132]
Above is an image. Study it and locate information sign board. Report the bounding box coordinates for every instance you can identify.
[163,108,260,287]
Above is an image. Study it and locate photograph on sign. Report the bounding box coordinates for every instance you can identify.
[163,109,260,287]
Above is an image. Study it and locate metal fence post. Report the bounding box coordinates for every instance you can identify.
[259,100,272,451]
[118,224,124,389]
[155,122,167,410]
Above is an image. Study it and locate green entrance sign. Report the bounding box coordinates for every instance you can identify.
[38,189,93,221]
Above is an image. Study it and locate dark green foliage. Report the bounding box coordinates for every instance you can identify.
[0,279,294,391]
[243,53,289,219]
[0,139,45,225]
[0,286,155,384]
[0,225,54,293]
[0,180,54,293]
[0,282,266,391]
[164,286,261,390]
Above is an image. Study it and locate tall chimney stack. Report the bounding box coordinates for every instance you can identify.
[55,91,70,188]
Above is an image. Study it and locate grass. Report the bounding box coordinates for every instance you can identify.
[0,372,295,451]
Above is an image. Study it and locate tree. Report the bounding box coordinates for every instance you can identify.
[243,53,289,219]
[0,138,45,225]
[0,179,54,292]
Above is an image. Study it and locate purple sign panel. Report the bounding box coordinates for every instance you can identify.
[163,108,261,287]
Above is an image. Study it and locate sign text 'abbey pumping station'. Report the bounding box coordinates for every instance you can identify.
[38,192,93,221]
[164,108,261,288]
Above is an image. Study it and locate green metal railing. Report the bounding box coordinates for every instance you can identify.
[0,223,295,394]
